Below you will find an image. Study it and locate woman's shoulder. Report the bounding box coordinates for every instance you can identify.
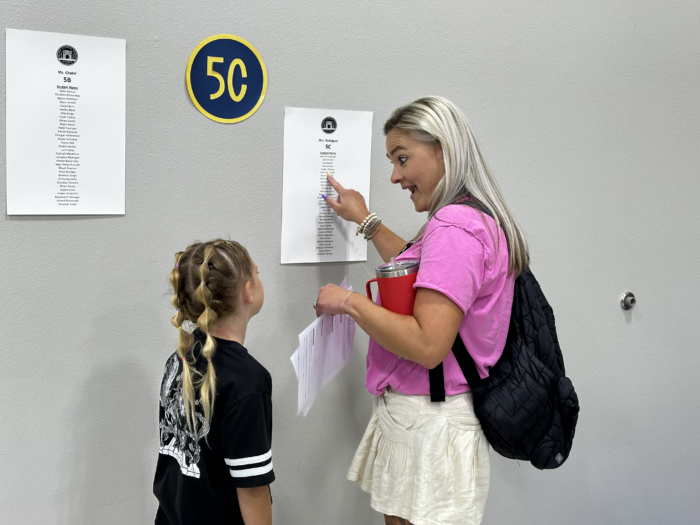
[427,203,498,241]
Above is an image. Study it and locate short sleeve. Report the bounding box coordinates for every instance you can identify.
[221,391,275,488]
[414,224,488,314]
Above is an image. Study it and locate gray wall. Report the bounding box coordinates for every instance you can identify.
[2,1,699,523]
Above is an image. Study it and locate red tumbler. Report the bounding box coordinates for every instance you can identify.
[366,259,420,315]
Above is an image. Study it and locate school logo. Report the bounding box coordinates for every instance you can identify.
[186,34,267,124]
[56,45,78,65]
[321,116,337,134]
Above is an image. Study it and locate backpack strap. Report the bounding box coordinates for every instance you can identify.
[450,201,491,389]
[427,337,484,401]
[427,335,483,403]
[451,333,484,390]
[399,241,448,401]
[429,364,446,402]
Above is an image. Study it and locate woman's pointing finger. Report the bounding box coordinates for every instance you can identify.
[326,172,345,193]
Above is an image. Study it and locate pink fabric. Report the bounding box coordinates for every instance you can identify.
[365,204,515,396]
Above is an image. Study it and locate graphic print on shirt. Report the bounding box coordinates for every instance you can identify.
[159,353,211,478]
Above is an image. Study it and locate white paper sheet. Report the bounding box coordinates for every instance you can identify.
[281,107,373,263]
[291,278,356,415]
[6,28,126,215]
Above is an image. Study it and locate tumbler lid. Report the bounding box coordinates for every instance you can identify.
[375,259,419,278]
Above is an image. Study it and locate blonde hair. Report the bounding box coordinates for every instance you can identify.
[384,96,529,276]
[169,239,253,434]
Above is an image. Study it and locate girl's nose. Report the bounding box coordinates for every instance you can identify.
[390,166,402,185]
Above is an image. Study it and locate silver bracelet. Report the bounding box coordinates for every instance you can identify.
[363,215,379,233]
[356,213,377,236]
[364,217,382,240]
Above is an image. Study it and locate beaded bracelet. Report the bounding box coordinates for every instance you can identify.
[359,213,375,230]
[356,213,377,236]
[363,215,380,236]
[362,215,382,239]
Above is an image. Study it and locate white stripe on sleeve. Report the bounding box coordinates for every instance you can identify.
[229,462,274,478]
[224,449,272,467]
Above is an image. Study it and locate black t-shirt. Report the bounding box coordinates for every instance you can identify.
[153,334,274,525]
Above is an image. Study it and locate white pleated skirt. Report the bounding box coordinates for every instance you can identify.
[347,388,490,525]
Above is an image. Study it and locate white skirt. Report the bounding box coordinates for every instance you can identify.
[347,388,490,525]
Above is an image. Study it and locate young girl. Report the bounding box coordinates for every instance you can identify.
[153,239,274,525]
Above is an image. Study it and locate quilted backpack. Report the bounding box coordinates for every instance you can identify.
[428,267,580,469]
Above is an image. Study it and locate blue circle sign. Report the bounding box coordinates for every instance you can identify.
[186,35,267,123]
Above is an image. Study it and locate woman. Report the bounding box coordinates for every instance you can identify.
[314,96,528,525]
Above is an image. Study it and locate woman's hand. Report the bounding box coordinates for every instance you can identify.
[324,173,370,225]
[315,284,355,317]
[324,173,409,264]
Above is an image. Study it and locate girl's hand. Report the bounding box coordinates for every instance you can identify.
[324,173,371,225]
[315,284,354,317]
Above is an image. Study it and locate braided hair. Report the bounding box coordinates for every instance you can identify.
[168,239,254,433]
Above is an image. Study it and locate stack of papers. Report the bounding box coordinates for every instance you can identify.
[291,278,356,415]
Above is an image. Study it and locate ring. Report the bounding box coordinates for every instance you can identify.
[312,302,317,310]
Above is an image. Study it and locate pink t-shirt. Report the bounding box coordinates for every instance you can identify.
[365,204,515,396]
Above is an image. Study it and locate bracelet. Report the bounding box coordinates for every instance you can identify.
[342,291,358,315]
[356,213,377,236]
[363,216,380,239]
[364,215,381,238]
[365,219,382,240]
[357,213,375,232]
[358,215,380,237]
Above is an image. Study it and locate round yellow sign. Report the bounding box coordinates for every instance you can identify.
[186,34,267,123]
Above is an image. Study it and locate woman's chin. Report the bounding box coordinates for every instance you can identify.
[411,198,427,212]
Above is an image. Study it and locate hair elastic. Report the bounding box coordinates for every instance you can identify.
[175,264,180,268]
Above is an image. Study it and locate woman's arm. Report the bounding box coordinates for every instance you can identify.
[237,486,272,525]
[315,285,463,369]
[363,222,409,264]
[324,174,407,262]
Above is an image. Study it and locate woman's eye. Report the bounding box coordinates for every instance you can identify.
[398,157,407,166]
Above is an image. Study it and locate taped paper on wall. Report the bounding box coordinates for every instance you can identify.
[6,28,125,215]
[281,107,373,263]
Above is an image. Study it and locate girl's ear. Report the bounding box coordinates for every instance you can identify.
[242,280,253,304]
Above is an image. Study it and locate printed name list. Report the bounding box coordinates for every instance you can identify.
[317,139,338,256]
[281,107,373,264]
[55,80,80,206]
[6,28,125,215]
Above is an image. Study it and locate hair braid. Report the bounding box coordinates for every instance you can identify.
[193,244,219,432]
[169,251,198,432]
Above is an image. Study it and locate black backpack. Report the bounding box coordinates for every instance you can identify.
[428,267,580,469]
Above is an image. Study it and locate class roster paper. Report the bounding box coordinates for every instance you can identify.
[6,28,125,215]
[281,107,373,263]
